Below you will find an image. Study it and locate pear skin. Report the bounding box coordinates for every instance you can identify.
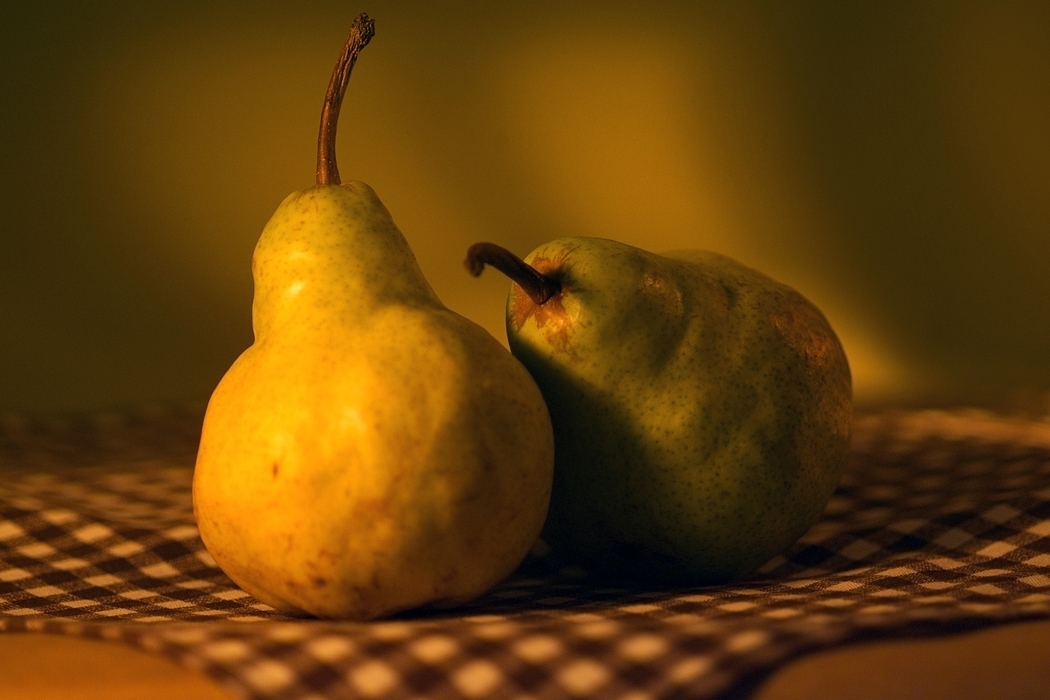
[193,17,553,620]
[469,237,851,584]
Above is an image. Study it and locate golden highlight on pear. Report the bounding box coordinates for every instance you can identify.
[193,15,554,620]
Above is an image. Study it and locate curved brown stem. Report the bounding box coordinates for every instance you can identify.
[464,242,561,305]
[317,14,376,186]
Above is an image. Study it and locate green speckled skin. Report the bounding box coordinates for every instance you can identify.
[506,237,852,584]
[193,183,554,619]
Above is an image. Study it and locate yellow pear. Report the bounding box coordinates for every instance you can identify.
[193,15,554,620]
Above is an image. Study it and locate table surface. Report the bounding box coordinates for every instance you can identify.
[3,617,1050,699]
[2,406,1049,699]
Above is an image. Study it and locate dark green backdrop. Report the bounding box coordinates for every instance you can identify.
[2,1,1048,412]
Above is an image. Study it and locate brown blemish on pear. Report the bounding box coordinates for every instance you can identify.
[510,252,577,356]
[770,299,841,370]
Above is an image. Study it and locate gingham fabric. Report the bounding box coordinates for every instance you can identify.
[2,406,1049,700]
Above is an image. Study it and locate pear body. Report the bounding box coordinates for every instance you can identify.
[193,183,554,619]
[506,237,851,584]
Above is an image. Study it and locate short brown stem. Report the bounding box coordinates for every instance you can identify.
[317,14,376,186]
[464,242,561,306]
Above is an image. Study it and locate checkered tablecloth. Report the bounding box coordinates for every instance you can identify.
[2,406,1049,699]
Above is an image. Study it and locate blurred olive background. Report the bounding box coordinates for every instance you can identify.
[1,0,1048,414]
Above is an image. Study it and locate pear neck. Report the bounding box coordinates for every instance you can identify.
[251,185,440,340]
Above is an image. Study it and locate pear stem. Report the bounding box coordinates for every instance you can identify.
[464,242,561,305]
[317,13,376,186]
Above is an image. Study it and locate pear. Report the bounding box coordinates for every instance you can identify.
[466,238,851,584]
[193,15,554,620]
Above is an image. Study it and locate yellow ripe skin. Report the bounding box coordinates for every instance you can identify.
[193,182,554,620]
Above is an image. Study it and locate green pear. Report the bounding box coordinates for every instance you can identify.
[192,15,554,620]
[466,238,851,584]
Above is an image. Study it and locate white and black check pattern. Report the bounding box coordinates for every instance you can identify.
[2,407,1049,699]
